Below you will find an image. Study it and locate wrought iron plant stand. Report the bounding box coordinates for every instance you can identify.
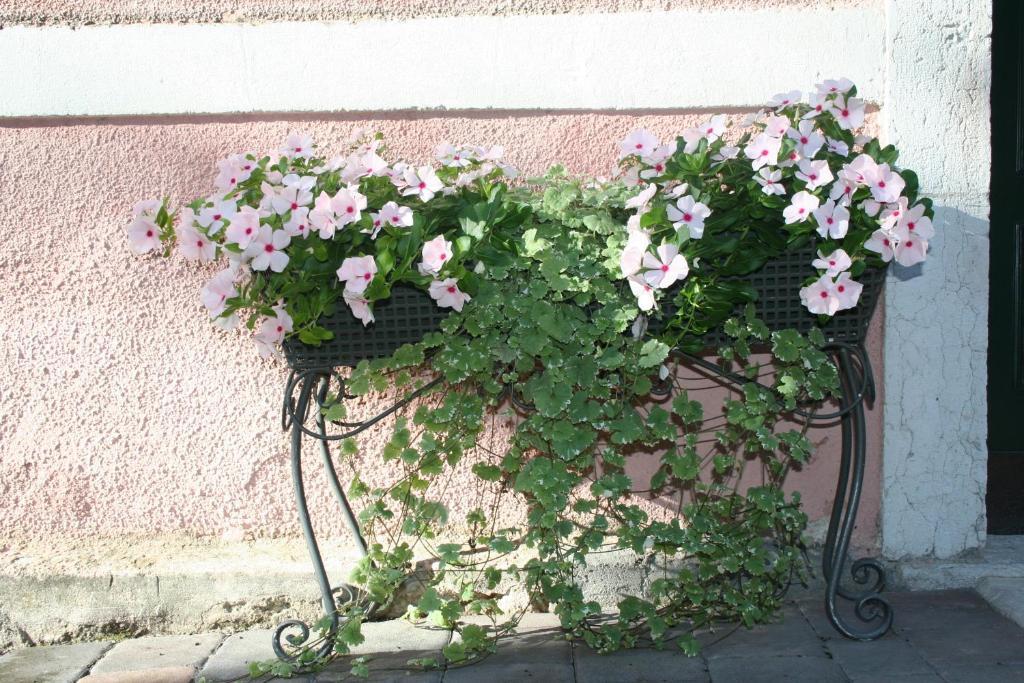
[272,251,894,666]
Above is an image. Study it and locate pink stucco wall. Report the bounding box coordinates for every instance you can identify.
[0,111,882,551]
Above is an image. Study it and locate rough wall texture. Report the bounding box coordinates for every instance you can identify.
[0,112,883,550]
[880,0,991,559]
[0,0,871,26]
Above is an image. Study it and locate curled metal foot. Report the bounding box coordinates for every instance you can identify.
[272,614,337,664]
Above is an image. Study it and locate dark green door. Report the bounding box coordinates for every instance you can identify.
[989,0,1024,534]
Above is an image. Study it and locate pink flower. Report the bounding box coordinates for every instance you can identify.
[770,90,802,108]
[127,216,161,254]
[628,276,657,312]
[253,305,294,358]
[270,174,315,215]
[744,133,781,170]
[178,210,217,262]
[200,268,238,318]
[620,228,651,277]
[619,130,660,159]
[893,233,928,266]
[812,248,852,277]
[337,255,378,294]
[799,274,840,315]
[401,166,444,202]
[283,208,311,238]
[868,165,906,204]
[642,243,689,289]
[667,196,712,239]
[429,278,471,311]
[245,225,291,272]
[831,95,865,130]
[783,191,820,224]
[420,235,454,276]
[787,120,825,158]
[344,289,374,326]
[795,159,834,191]
[197,199,237,235]
[897,203,935,240]
[280,133,314,160]
[225,206,262,248]
[833,272,863,311]
[864,229,896,262]
[332,186,367,226]
[309,191,339,238]
[755,168,785,196]
[375,201,414,230]
[813,199,850,239]
[214,153,255,192]
[763,115,791,139]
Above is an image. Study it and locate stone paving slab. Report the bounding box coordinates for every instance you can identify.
[445,612,572,683]
[707,655,847,683]
[701,605,826,660]
[0,641,112,683]
[79,666,196,683]
[199,629,276,681]
[90,633,224,673]
[574,644,709,682]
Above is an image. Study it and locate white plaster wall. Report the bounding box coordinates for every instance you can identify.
[0,7,884,116]
[880,0,991,559]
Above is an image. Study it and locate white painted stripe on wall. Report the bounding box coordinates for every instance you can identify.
[0,8,884,117]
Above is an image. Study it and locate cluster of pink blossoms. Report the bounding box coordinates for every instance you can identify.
[127,133,510,357]
[615,78,932,318]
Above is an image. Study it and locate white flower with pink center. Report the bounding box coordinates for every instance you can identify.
[831,95,865,130]
[270,174,315,215]
[283,208,311,238]
[309,191,339,238]
[625,184,658,211]
[833,272,863,310]
[419,235,454,276]
[682,115,727,153]
[375,201,414,230]
[783,191,820,224]
[619,130,660,159]
[897,203,935,240]
[640,144,676,178]
[197,199,237,235]
[712,146,740,163]
[337,255,378,294]
[620,228,651,277]
[829,178,858,207]
[879,197,909,229]
[280,133,314,160]
[178,210,216,262]
[253,305,294,359]
[770,90,802,109]
[436,143,474,168]
[799,274,840,315]
[401,166,444,202]
[667,196,712,239]
[826,137,850,157]
[841,155,877,185]
[868,164,906,204]
[803,94,829,120]
[763,115,791,139]
[755,168,785,196]
[200,268,238,318]
[893,231,928,267]
[812,199,850,239]
[628,276,657,312]
[642,243,689,289]
[245,225,291,272]
[332,186,367,227]
[225,206,262,248]
[816,77,855,96]
[214,153,255,193]
[864,228,896,262]
[787,120,825,158]
[429,278,471,312]
[812,248,852,277]
[127,216,161,254]
[344,289,374,326]
[795,159,834,191]
[744,133,782,170]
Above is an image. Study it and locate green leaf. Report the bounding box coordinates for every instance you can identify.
[638,339,670,369]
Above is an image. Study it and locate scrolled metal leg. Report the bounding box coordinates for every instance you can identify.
[822,345,893,640]
[273,371,339,664]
